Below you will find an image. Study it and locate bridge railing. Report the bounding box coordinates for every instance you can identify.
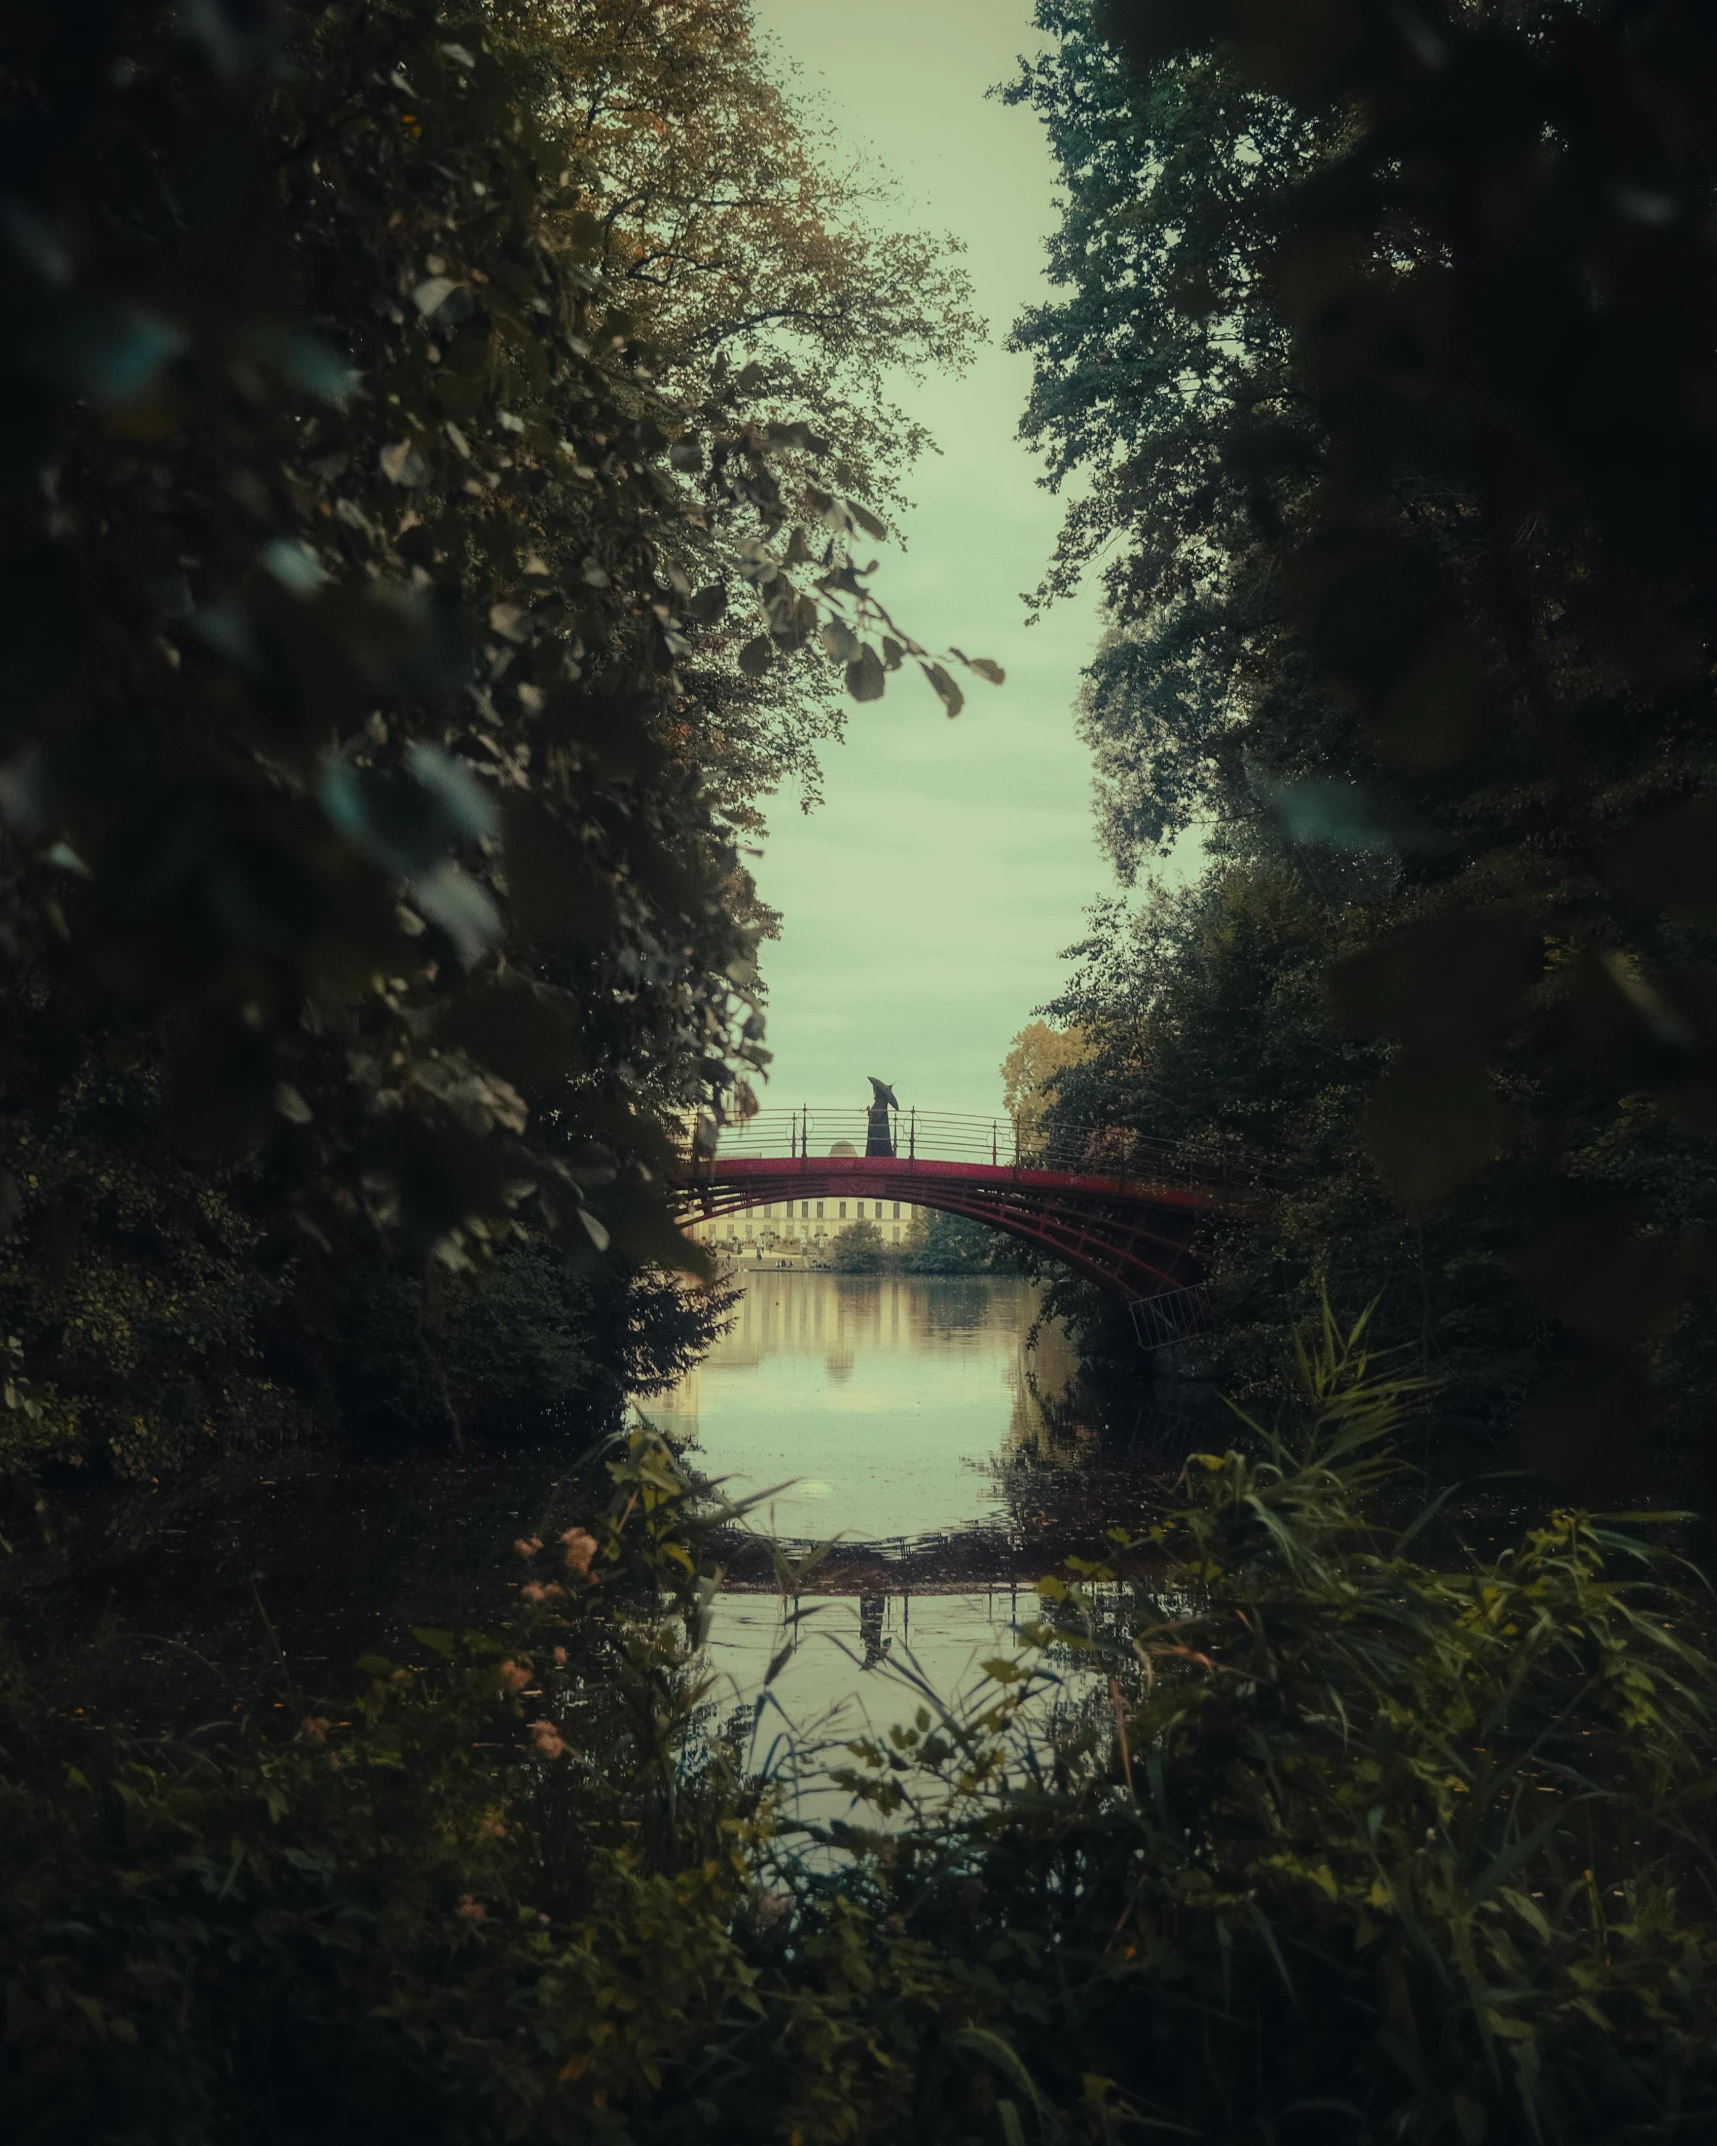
[680,1107,1272,1193]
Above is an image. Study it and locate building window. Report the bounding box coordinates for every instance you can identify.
[892,1201,900,1219]
[800,1201,809,1218]
[873,1201,882,1218]
[838,1201,847,1219]
[745,1224,753,1239]
[891,1226,899,1242]
[816,1201,824,1218]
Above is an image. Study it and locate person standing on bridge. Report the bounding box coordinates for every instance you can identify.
[866,1077,898,1157]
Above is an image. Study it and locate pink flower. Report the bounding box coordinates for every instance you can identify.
[520,1580,563,1604]
[498,1659,531,1691]
[480,1816,507,1841]
[552,1645,568,1667]
[513,1535,543,1559]
[561,1527,598,1576]
[529,1718,566,1759]
[299,1715,331,1744]
[455,1894,486,1921]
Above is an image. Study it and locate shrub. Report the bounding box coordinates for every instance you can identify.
[832,1219,885,1273]
[833,1309,1717,2141]
[6,1329,1717,2143]
[320,1243,730,1442]
[898,1208,1004,1274]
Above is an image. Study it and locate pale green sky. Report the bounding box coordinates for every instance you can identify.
[746,0,1114,1120]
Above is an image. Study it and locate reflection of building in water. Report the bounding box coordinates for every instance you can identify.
[682,1140,931,1260]
[727,1273,933,1381]
[655,1274,1066,1451]
[655,1273,1060,1414]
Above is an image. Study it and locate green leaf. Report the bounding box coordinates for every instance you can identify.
[920,660,963,718]
[845,642,885,701]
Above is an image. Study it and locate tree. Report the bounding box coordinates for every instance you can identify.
[493,1,988,827]
[522,1,983,521]
[1003,9,1327,861]
[1018,0,1717,1483]
[899,1209,1010,1275]
[999,1019,1091,1135]
[831,1218,884,1273]
[0,0,996,1483]
[1040,865,1549,1423]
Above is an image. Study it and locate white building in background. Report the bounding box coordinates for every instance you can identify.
[680,1141,929,1263]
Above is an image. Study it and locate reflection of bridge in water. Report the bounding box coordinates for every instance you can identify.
[674,1107,1258,1334]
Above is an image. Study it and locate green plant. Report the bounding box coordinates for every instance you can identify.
[830,1307,1717,2140]
[897,1208,1017,1275]
[832,1218,884,1273]
[1013,0,1717,1480]
[8,1332,1717,2143]
[0,0,999,1507]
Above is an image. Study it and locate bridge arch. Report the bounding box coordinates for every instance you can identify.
[683,1171,1201,1296]
[670,1108,1246,1309]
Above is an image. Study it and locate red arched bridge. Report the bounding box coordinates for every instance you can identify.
[672,1107,1260,1346]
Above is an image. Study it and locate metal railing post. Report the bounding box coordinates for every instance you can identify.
[991,1119,998,1166]
[908,1107,916,1162]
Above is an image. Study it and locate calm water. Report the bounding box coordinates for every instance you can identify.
[653,1272,1112,1773]
[650,1271,1068,1542]
[7,1272,1163,1770]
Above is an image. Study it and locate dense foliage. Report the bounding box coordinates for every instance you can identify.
[1013,0,1717,1482]
[7,1330,1717,2142]
[8,6,1717,2138]
[897,1206,1021,1275]
[0,0,989,1486]
[830,1215,885,1271]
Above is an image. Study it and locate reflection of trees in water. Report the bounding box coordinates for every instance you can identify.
[1005,1310,1085,1466]
[916,1278,995,1334]
[992,1301,1230,1555]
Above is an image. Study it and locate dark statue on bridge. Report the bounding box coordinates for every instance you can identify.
[866,1077,898,1157]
